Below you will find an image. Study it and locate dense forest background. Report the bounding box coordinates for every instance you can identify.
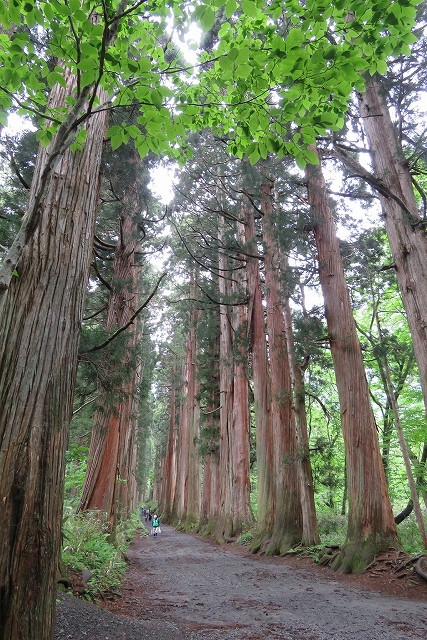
[0,0,427,638]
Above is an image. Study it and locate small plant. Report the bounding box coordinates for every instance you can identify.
[61,508,144,598]
[316,511,347,546]
[397,514,425,554]
[236,529,255,545]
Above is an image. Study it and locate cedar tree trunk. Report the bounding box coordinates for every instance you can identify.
[244,194,275,553]
[358,77,427,422]
[78,170,142,528]
[0,77,108,638]
[262,180,303,554]
[306,145,399,572]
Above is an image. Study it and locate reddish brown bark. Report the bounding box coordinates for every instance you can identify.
[262,180,303,554]
[0,76,108,637]
[78,162,143,527]
[199,333,221,535]
[243,194,275,552]
[357,77,427,421]
[230,211,254,535]
[215,213,235,540]
[159,366,179,521]
[306,145,399,572]
[170,276,201,528]
[282,275,320,546]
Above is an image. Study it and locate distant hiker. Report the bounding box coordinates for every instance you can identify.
[145,509,150,522]
[152,514,160,537]
[140,506,145,520]
[148,511,152,522]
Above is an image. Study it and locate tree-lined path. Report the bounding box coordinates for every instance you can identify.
[56,526,427,640]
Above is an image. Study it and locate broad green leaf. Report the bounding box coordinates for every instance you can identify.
[225,0,238,18]
[150,89,163,110]
[249,148,260,165]
[69,0,81,12]
[303,149,319,165]
[242,0,258,18]
[199,7,215,32]
[376,59,388,75]
[295,154,307,170]
[235,64,252,79]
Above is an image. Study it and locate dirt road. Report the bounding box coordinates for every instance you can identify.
[96,525,427,640]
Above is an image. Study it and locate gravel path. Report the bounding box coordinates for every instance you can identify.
[56,525,427,639]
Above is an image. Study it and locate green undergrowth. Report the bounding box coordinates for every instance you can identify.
[234,511,427,560]
[61,507,146,597]
[236,529,255,545]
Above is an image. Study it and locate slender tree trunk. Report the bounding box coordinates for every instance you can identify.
[215,214,235,541]
[282,264,320,546]
[374,309,427,548]
[306,145,399,572]
[244,194,274,553]
[262,180,302,554]
[357,77,427,420]
[170,275,200,528]
[199,331,221,535]
[160,367,179,521]
[230,212,254,535]
[0,75,108,637]
[183,305,201,527]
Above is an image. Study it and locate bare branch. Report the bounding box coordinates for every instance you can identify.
[79,272,166,355]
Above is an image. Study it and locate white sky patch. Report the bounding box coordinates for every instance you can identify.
[149,163,178,204]
[2,112,35,137]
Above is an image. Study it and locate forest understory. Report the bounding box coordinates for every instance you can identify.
[56,525,427,640]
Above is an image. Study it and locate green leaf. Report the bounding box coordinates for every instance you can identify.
[106,125,122,139]
[235,64,252,79]
[242,0,258,18]
[150,89,163,110]
[225,0,238,18]
[110,134,122,151]
[249,148,260,165]
[295,154,307,170]
[77,57,97,71]
[376,59,388,75]
[303,149,319,165]
[199,6,215,32]
[68,0,81,12]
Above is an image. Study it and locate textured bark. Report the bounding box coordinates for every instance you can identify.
[170,358,188,524]
[215,213,235,541]
[0,75,108,638]
[281,265,320,546]
[358,77,427,419]
[199,332,221,535]
[183,309,201,528]
[159,368,179,521]
[243,195,274,553]
[229,211,255,536]
[262,181,303,554]
[170,277,201,528]
[306,145,399,572]
[78,156,143,527]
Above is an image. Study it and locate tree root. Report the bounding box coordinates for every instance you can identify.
[415,556,427,582]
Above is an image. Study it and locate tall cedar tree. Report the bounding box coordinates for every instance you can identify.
[306,145,400,572]
[261,179,303,554]
[0,73,109,637]
[357,77,427,425]
[77,146,144,527]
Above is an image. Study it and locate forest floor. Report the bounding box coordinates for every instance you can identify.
[56,524,427,640]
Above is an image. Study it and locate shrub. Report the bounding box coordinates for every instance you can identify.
[61,508,145,597]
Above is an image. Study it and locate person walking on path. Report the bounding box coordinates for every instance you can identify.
[152,514,160,538]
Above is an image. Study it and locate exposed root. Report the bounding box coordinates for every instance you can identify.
[415,556,427,582]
